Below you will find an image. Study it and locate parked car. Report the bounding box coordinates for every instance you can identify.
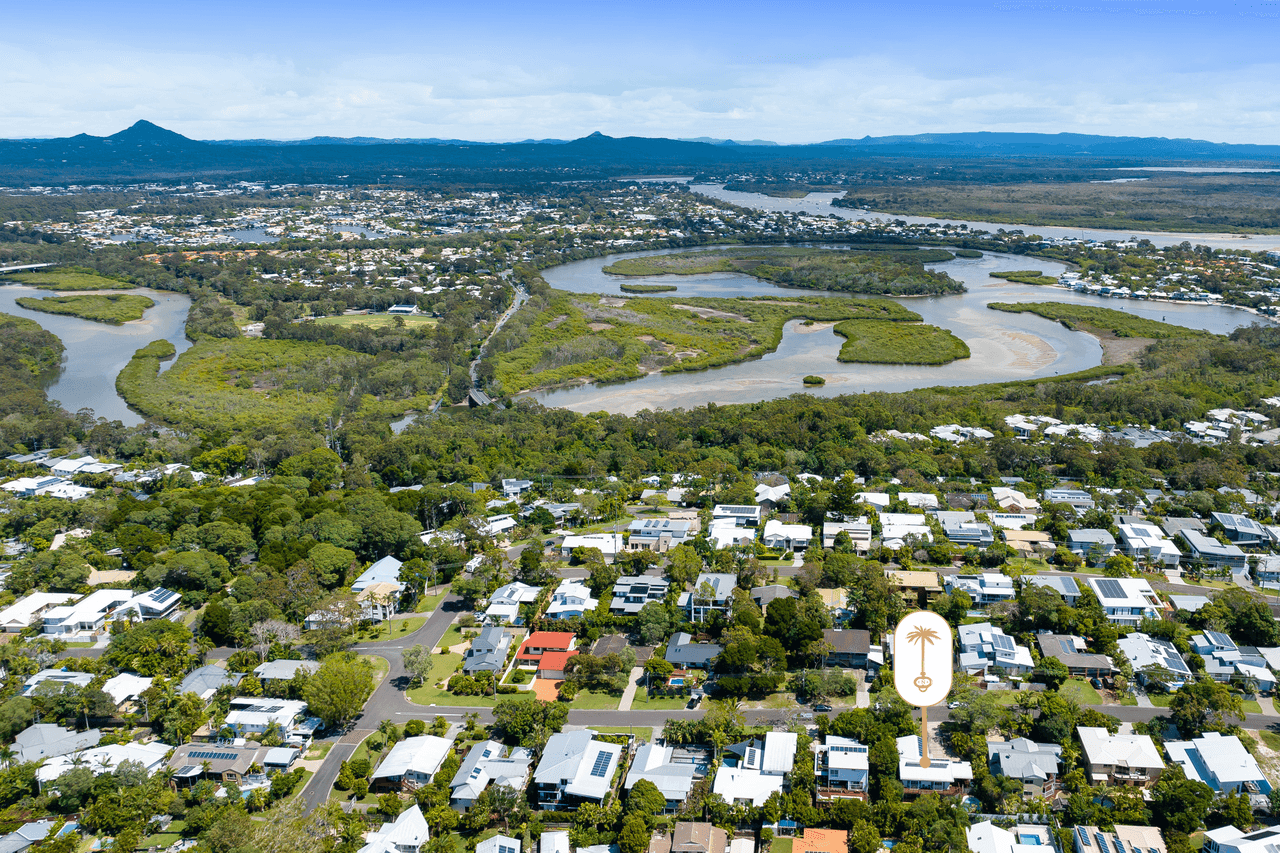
[814,703,833,712]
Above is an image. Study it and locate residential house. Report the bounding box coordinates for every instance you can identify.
[992,487,1041,513]
[371,735,455,792]
[1073,826,1165,853]
[1191,632,1273,688]
[822,629,870,668]
[41,587,179,639]
[626,518,694,553]
[1117,523,1183,568]
[990,513,1038,531]
[484,582,542,625]
[647,823,727,853]
[957,623,1033,675]
[1024,575,1081,605]
[22,669,93,696]
[665,632,722,669]
[854,491,890,509]
[814,735,868,799]
[1036,634,1114,679]
[945,573,1015,606]
[712,505,761,527]
[351,556,404,594]
[1003,530,1055,560]
[879,512,933,547]
[987,738,1062,797]
[1181,530,1248,572]
[750,584,794,611]
[815,589,853,624]
[253,659,319,682]
[1116,633,1192,690]
[968,822,1055,853]
[713,731,797,806]
[36,741,172,784]
[481,515,518,539]
[0,820,79,853]
[1164,731,1271,795]
[822,520,872,552]
[1043,488,1096,511]
[464,627,513,674]
[897,735,973,796]
[683,573,737,622]
[1084,577,1163,626]
[449,740,534,809]
[516,632,576,666]
[545,580,598,620]
[167,742,296,787]
[561,533,623,561]
[1067,530,1116,563]
[609,576,669,615]
[356,582,402,622]
[0,592,79,633]
[101,672,153,710]
[625,743,700,812]
[706,518,756,550]
[1204,825,1280,853]
[358,805,430,853]
[761,519,811,552]
[11,724,100,764]
[476,836,520,853]
[179,665,245,701]
[533,730,622,809]
[1077,727,1165,788]
[224,698,316,741]
[536,651,579,681]
[501,479,534,499]
[1212,512,1269,547]
[942,520,995,548]
[755,483,791,511]
[887,570,943,608]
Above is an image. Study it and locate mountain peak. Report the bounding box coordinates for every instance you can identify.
[107,120,196,146]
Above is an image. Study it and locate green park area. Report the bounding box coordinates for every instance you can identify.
[312,313,438,328]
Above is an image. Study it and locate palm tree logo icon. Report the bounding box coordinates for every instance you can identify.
[907,624,940,693]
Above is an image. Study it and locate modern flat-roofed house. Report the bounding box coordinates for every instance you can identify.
[1037,634,1114,678]
[646,823,727,853]
[533,730,621,809]
[683,573,737,622]
[1067,530,1116,563]
[1072,826,1165,853]
[545,580,597,620]
[942,520,995,548]
[968,822,1055,853]
[627,518,694,553]
[371,735,455,792]
[484,582,541,625]
[561,533,623,561]
[879,512,933,547]
[822,520,872,552]
[1180,530,1248,571]
[625,743,699,812]
[253,659,319,683]
[501,479,534,499]
[41,588,177,639]
[1212,512,1269,547]
[1024,575,1081,605]
[713,731,797,806]
[1043,488,1095,511]
[1116,633,1192,690]
[822,629,870,668]
[957,623,1033,675]
[987,738,1062,797]
[1165,731,1271,795]
[666,632,722,669]
[1084,577,1162,626]
[945,573,1014,605]
[450,740,533,810]
[897,735,972,797]
[1077,727,1164,788]
[224,698,314,740]
[0,592,80,633]
[814,735,868,800]
[713,505,761,527]
[1203,826,1280,853]
[464,627,513,674]
[1117,522,1183,568]
[609,576,669,615]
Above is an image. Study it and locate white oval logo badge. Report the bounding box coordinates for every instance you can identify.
[893,610,953,707]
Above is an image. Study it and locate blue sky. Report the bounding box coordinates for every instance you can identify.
[4,0,1279,143]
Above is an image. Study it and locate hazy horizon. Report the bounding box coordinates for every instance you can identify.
[4,0,1279,145]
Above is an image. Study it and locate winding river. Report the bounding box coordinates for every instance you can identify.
[527,242,1267,414]
[0,284,192,425]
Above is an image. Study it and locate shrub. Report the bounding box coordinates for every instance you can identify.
[404,719,426,737]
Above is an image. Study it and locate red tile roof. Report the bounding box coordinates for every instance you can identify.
[536,650,579,673]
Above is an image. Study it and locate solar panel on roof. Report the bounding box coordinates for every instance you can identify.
[1206,630,1233,647]
[189,750,239,761]
[589,750,612,778]
[993,635,1015,652]
[1095,579,1126,600]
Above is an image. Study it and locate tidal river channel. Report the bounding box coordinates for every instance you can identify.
[0,284,192,426]
[527,243,1267,415]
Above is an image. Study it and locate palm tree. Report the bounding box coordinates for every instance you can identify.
[906,624,941,693]
[0,745,13,769]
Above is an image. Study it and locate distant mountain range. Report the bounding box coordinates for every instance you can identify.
[2,121,1278,185]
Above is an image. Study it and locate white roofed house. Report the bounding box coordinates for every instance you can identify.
[681,573,737,623]
[625,743,700,812]
[1117,522,1183,568]
[1164,731,1271,795]
[36,740,172,785]
[754,482,791,511]
[0,592,80,633]
[712,505,761,527]
[1116,633,1193,691]
[608,576,669,615]
[463,627,513,674]
[1085,577,1163,626]
[224,697,316,742]
[992,486,1041,514]
[560,533,623,560]
[544,579,598,620]
[987,738,1063,797]
[626,518,693,553]
[41,587,179,639]
[371,735,455,792]
[351,555,405,594]
[476,836,521,853]
[712,731,797,806]
[814,735,869,800]
[101,672,153,710]
[1077,726,1164,789]
[822,519,872,552]
[450,740,534,809]
[358,805,429,853]
[11,724,100,764]
[761,519,812,552]
[897,735,972,797]
[533,730,622,810]
[879,512,933,548]
[484,581,541,625]
[957,623,1034,676]
[944,573,1014,606]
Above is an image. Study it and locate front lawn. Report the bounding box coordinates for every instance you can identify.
[306,742,333,760]
[416,591,448,613]
[1060,678,1103,705]
[360,617,427,641]
[630,692,692,711]
[571,688,621,710]
[406,651,499,706]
